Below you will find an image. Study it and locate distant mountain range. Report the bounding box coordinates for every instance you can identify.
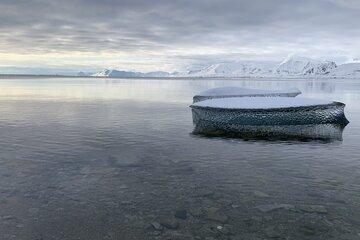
[276,55,337,76]
[91,69,171,78]
[86,55,360,78]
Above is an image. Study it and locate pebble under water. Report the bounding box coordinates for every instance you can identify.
[0,77,359,240]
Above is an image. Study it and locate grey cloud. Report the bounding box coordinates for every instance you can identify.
[0,0,360,69]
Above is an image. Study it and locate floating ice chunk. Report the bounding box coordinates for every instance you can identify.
[191,97,332,109]
[190,97,348,126]
[193,87,301,103]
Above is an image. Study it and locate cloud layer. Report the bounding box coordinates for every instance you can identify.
[1,0,360,71]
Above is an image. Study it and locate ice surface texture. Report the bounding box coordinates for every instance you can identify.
[191,101,347,126]
[192,122,345,141]
[193,87,301,103]
[192,97,332,109]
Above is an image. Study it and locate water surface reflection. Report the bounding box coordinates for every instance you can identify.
[0,78,359,240]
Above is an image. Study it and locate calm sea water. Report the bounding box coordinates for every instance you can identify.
[0,77,359,240]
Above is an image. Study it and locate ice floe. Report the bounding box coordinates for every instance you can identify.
[193,87,301,103]
[190,87,348,140]
[191,97,332,109]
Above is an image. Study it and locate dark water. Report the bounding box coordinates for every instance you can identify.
[0,77,359,240]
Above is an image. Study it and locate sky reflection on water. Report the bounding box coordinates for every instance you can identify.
[0,77,359,239]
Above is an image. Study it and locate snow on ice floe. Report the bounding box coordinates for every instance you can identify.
[191,97,333,110]
[193,87,301,102]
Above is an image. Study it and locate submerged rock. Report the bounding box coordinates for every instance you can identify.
[0,215,15,221]
[253,190,270,198]
[256,204,294,213]
[204,207,228,223]
[150,221,163,231]
[264,226,283,239]
[231,204,240,209]
[300,225,317,236]
[189,207,203,217]
[213,224,233,236]
[194,189,215,198]
[161,232,194,240]
[298,205,328,214]
[160,218,179,230]
[175,209,187,220]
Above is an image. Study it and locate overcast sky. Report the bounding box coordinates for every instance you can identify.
[0,0,360,72]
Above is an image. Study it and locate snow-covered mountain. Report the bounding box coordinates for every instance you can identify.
[92,69,171,78]
[347,58,360,63]
[77,71,93,77]
[277,55,317,75]
[180,56,338,78]
[184,61,278,77]
[92,69,141,78]
[88,55,360,79]
[77,71,87,76]
[276,55,337,76]
[303,61,337,75]
[329,63,360,77]
[142,71,170,77]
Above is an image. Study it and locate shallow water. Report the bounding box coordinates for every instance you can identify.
[0,77,359,240]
